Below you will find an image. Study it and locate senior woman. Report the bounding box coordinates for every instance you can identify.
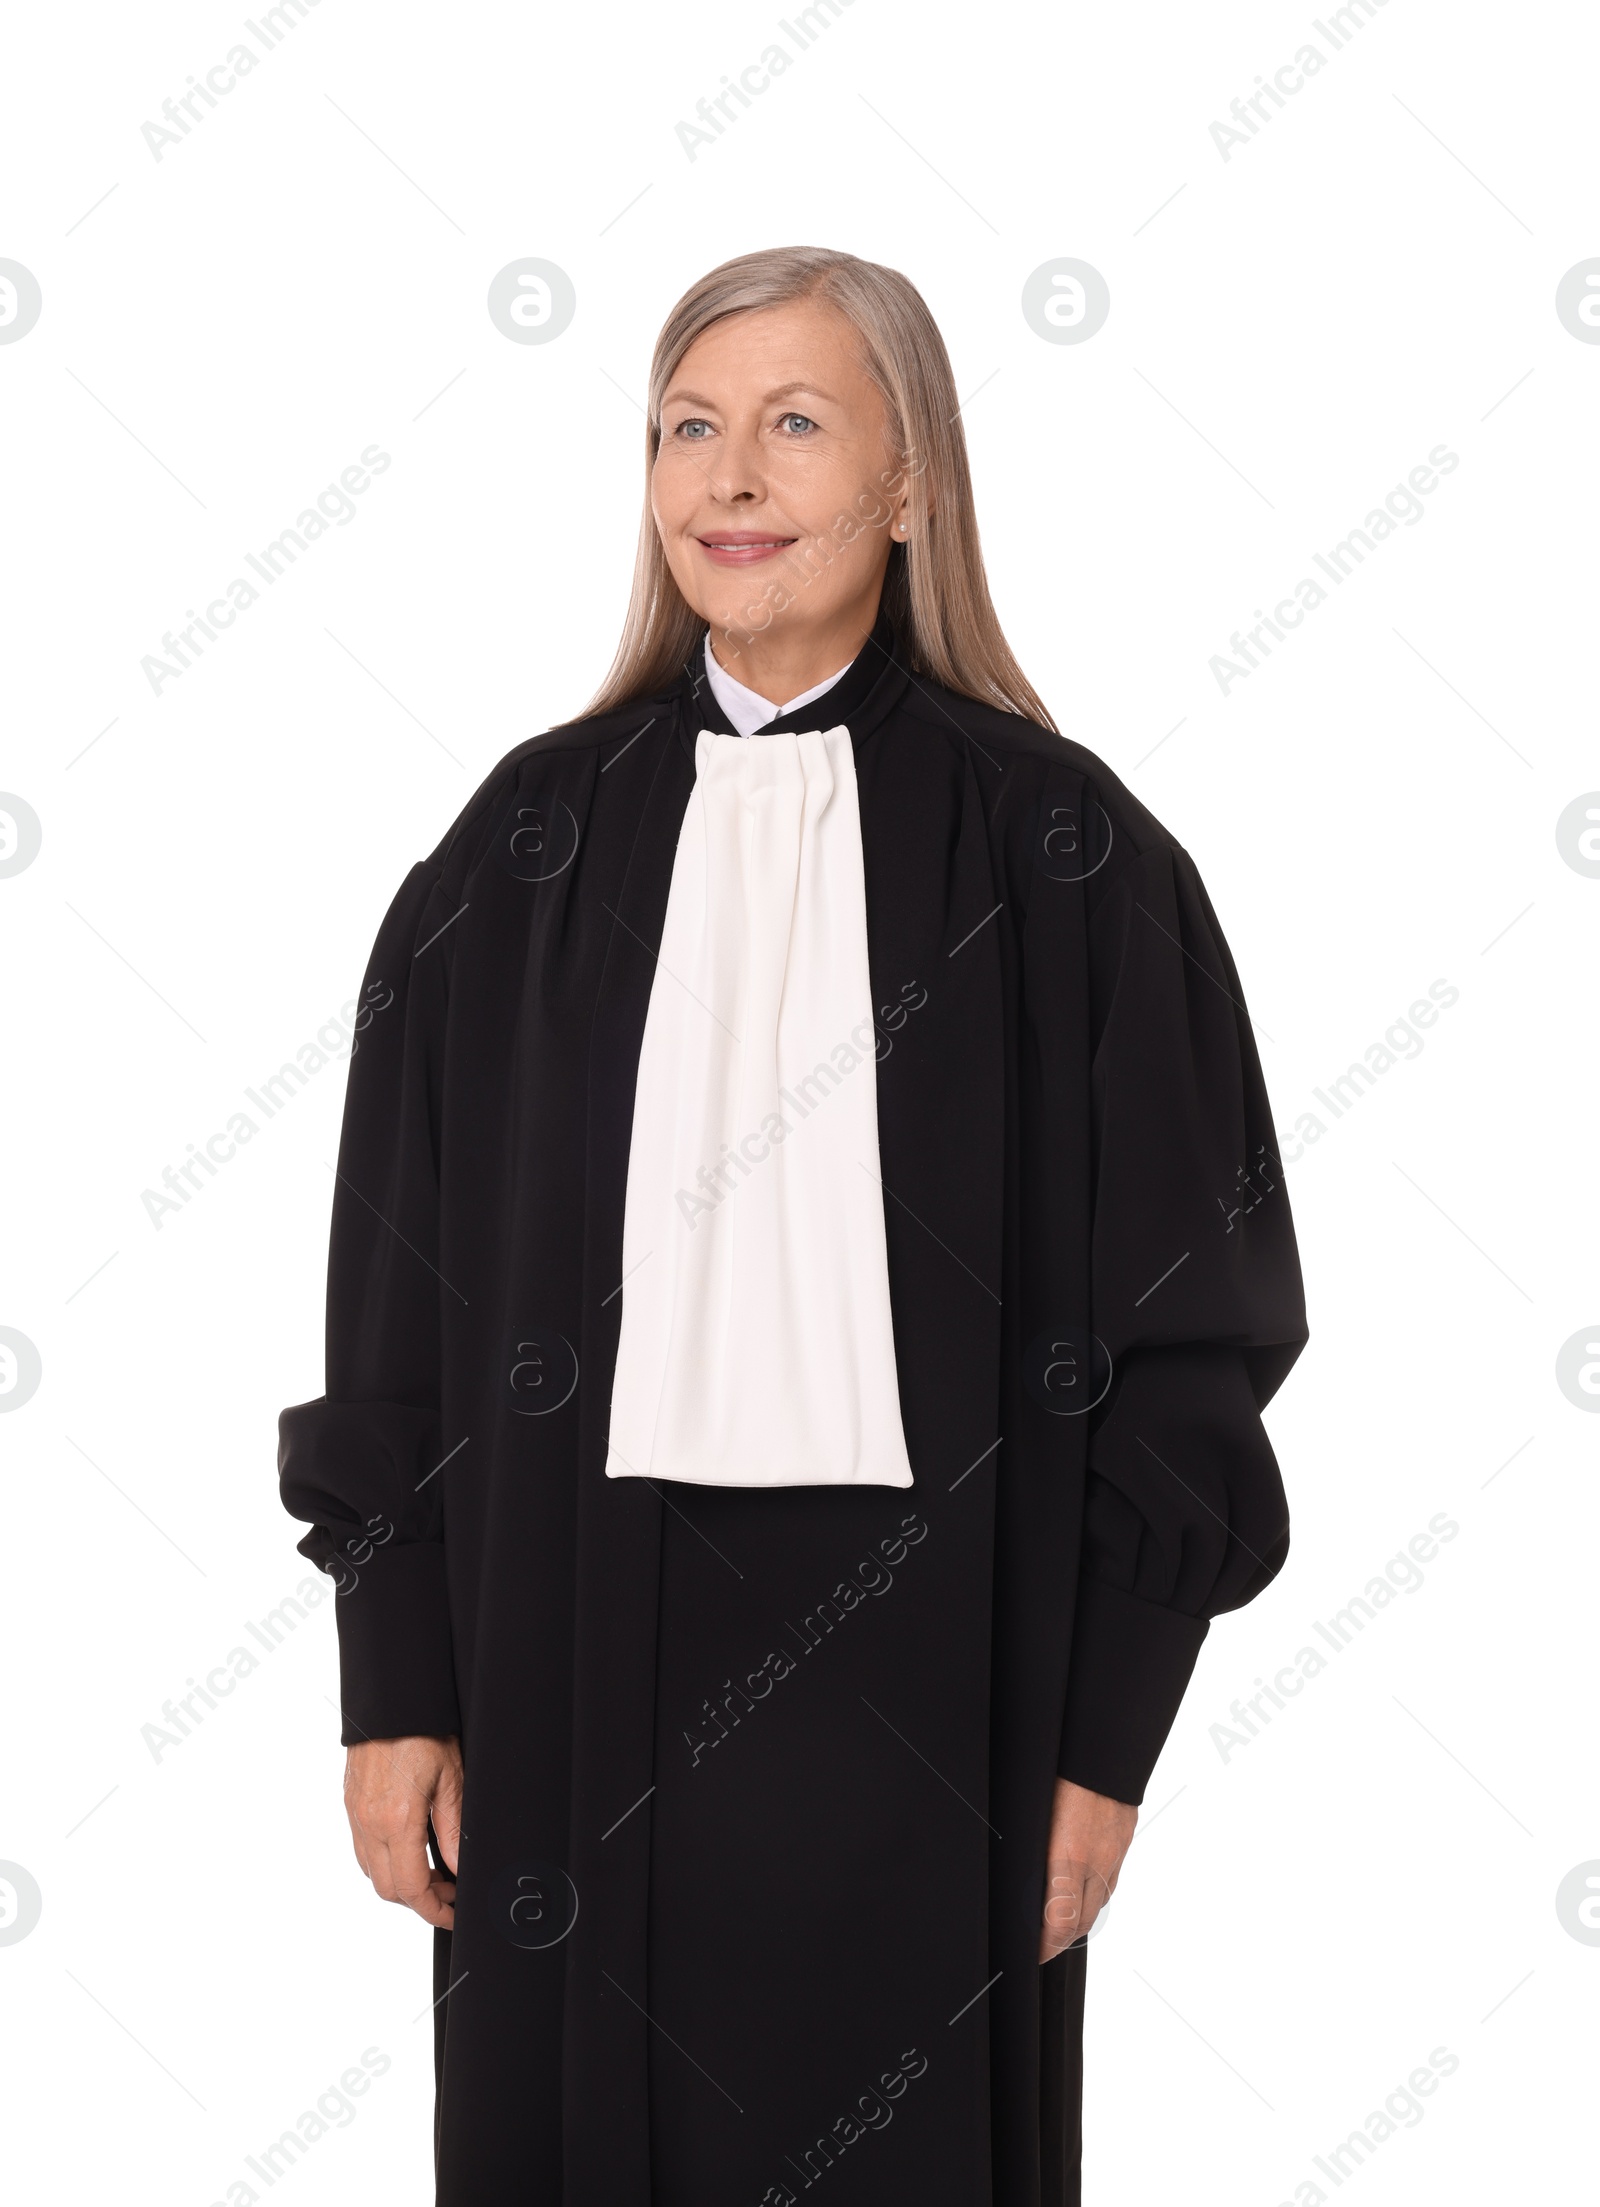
[279,244,1306,2205]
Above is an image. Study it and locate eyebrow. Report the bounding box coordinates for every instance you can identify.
[661,381,840,410]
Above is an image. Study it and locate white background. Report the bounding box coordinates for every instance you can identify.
[2,1,1595,2200]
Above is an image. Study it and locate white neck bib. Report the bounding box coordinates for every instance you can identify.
[605,723,914,1488]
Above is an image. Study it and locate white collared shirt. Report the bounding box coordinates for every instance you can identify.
[701,632,851,738]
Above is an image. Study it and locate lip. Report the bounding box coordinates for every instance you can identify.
[693,531,798,568]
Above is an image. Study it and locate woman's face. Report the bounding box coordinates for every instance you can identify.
[651,297,915,669]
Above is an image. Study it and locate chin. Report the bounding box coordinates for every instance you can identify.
[697,589,777,646]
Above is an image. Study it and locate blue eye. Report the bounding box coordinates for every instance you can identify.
[674,418,713,440]
[778,412,817,434]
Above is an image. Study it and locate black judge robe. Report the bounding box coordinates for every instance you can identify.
[279,609,1307,2206]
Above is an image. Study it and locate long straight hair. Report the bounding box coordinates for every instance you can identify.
[584,246,1057,731]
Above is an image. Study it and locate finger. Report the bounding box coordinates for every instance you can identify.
[370,1826,428,1903]
[1039,1866,1087,1962]
[432,1760,464,1877]
[372,1831,459,1930]
[414,1871,457,1931]
[387,1864,455,1930]
[345,1801,373,1881]
[1076,1864,1114,1938]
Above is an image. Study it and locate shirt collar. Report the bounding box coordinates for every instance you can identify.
[700,632,852,739]
[676,603,907,760]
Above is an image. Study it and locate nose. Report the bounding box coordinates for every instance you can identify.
[704,421,765,507]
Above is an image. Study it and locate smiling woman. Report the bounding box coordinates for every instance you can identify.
[590,249,1053,728]
[652,306,920,693]
[278,244,1308,2206]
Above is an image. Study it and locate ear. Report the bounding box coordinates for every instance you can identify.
[891,493,934,539]
[883,446,934,535]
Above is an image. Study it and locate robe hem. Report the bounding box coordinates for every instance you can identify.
[604,1460,915,1489]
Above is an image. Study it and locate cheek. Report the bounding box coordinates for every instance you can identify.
[650,461,707,594]
[650,453,695,537]
[790,490,892,599]
[764,449,879,551]
[773,445,872,534]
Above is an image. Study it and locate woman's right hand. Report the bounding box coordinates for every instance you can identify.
[344,1734,463,1929]
[1039,1775,1137,1961]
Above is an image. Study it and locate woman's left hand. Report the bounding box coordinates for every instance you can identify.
[1039,1777,1138,1961]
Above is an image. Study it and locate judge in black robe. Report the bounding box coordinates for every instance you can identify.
[279,609,1306,2204]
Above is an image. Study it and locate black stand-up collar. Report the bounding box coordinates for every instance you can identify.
[674,602,909,758]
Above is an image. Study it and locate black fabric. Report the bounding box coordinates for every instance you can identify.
[1055,1577,1208,1805]
[279,623,1307,2204]
[644,1481,990,2205]
[1038,1944,1087,2207]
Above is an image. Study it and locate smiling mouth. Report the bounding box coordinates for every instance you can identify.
[694,533,798,565]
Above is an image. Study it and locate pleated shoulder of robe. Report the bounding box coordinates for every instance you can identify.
[278,611,1308,2207]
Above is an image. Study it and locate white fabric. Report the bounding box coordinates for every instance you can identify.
[700,632,851,739]
[605,721,914,1489]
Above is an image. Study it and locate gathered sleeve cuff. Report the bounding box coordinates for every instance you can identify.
[279,1397,461,1746]
[1057,1578,1209,1804]
[277,850,469,1748]
[1057,834,1308,1806]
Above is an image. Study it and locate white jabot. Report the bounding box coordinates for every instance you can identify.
[605,720,914,1489]
[700,632,852,739]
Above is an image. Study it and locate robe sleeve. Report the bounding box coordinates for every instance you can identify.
[1057,838,1307,1805]
[277,853,462,1748]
